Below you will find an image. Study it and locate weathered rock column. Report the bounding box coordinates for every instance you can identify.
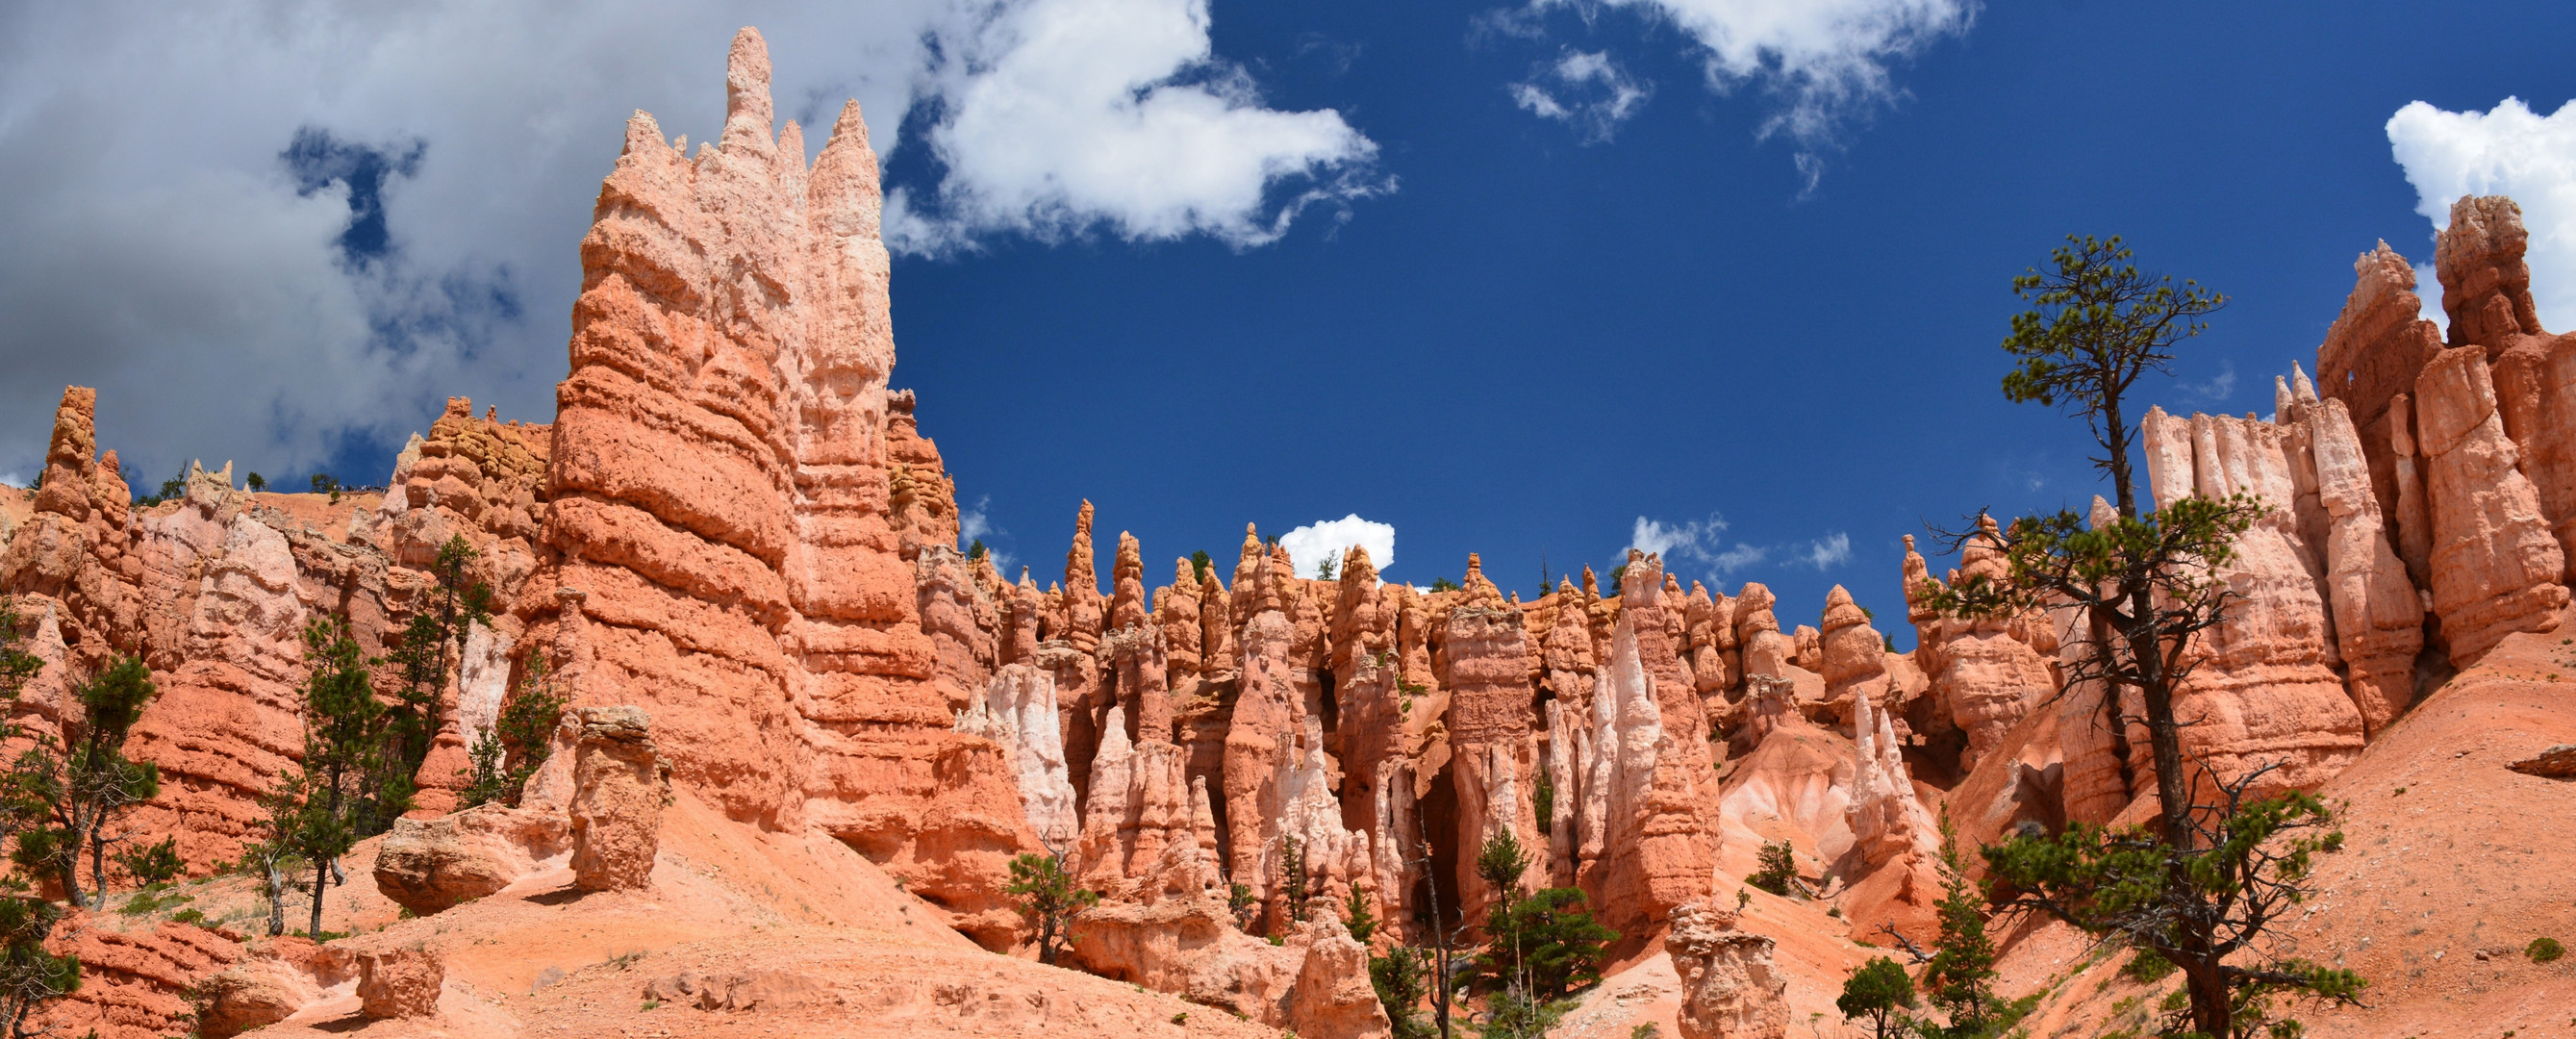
[569,706,666,892]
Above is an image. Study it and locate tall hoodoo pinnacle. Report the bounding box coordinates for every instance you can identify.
[722,27,775,153]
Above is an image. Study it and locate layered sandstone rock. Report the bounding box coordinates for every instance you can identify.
[356,948,444,1020]
[2308,395,2426,734]
[569,706,667,892]
[1817,585,1889,721]
[2136,406,2365,795]
[1903,520,2056,773]
[2412,346,2568,663]
[1666,901,1789,1039]
[956,663,1078,846]
[1576,563,1717,938]
[373,803,571,914]
[2317,241,2447,566]
[1285,915,1395,1039]
[192,958,318,1039]
[1443,602,1538,919]
[2439,196,2576,585]
[508,31,1039,921]
[1068,894,1385,1037]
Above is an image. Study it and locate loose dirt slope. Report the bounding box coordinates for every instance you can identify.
[53,790,1280,1039]
[1995,613,2576,1039]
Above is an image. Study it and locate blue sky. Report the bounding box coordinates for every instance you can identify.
[4,1,2574,644]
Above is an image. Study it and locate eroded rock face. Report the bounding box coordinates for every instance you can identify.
[1286,915,1394,1039]
[373,803,571,914]
[2309,396,2426,735]
[1444,603,1537,919]
[497,31,1041,921]
[957,663,1078,847]
[2135,407,2366,797]
[2437,196,2576,591]
[2413,346,2568,663]
[357,948,444,1020]
[569,706,667,892]
[2318,241,2448,570]
[1817,584,1889,720]
[1067,893,1299,1021]
[1666,901,1788,1039]
[193,959,316,1039]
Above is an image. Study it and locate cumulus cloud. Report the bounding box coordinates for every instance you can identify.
[1496,0,1977,189]
[1280,514,1397,580]
[888,0,1385,253]
[0,0,1376,487]
[1511,49,1653,144]
[2387,97,2576,332]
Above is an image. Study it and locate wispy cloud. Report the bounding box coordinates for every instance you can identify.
[1491,0,1978,190]
[2180,359,2236,402]
[1799,532,1851,570]
[1628,513,1850,577]
[1510,49,1653,144]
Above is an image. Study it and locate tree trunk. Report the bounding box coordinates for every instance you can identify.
[310,856,330,937]
[265,865,286,937]
[2185,958,2232,1039]
[2125,582,2195,850]
[58,846,85,911]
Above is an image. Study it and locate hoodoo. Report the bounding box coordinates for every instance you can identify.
[0,26,2570,1039]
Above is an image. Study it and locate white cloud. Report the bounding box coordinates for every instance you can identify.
[1511,49,1653,144]
[1630,512,1848,576]
[888,0,1385,253]
[1499,0,1977,189]
[1799,532,1851,570]
[2181,359,2236,402]
[2387,96,2576,332]
[957,494,1016,573]
[0,1,1374,487]
[1709,543,1769,571]
[1630,514,1727,560]
[1280,514,1397,580]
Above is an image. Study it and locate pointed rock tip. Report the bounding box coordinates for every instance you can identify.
[722,27,775,149]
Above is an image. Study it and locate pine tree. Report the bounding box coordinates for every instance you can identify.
[1921,819,1998,1037]
[7,654,161,908]
[1369,945,1433,1039]
[387,535,491,797]
[1747,839,1800,897]
[1943,234,2363,1039]
[1838,956,1918,1039]
[459,652,569,809]
[0,599,80,1035]
[1475,887,1616,1001]
[1005,850,1099,966]
[279,614,409,937]
[1279,834,1310,924]
[1346,883,1380,945]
